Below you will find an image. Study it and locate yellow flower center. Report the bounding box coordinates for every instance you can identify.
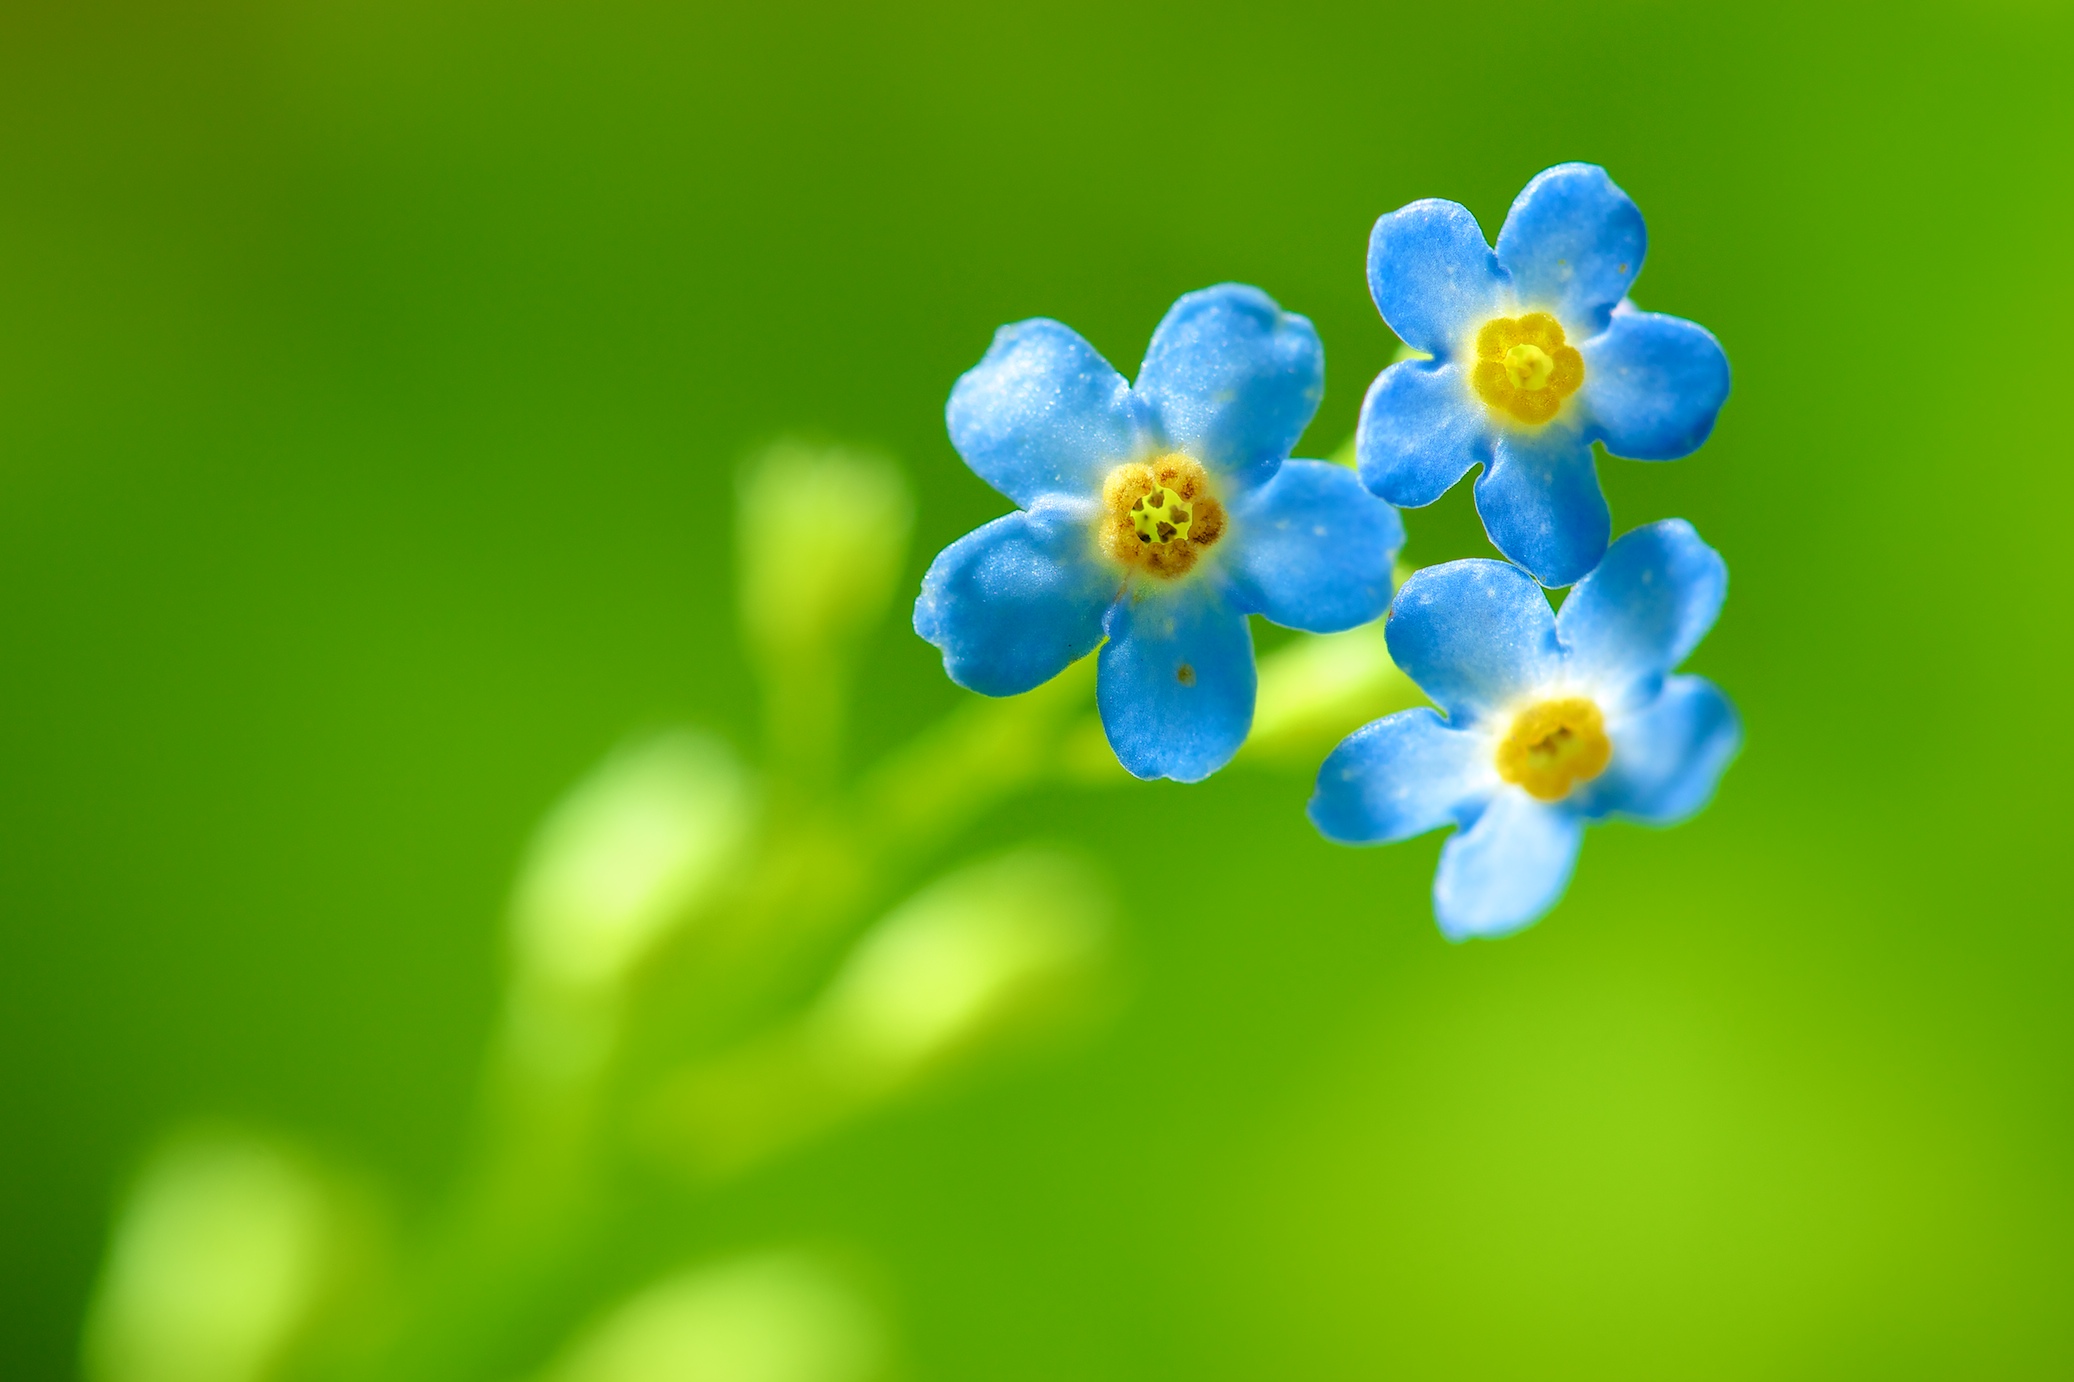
[1495,697,1611,802]
[1130,484,1194,545]
[1472,313,1585,425]
[1101,454,1225,578]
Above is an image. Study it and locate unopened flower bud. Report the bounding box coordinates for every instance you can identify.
[546,1252,884,1382]
[82,1130,356,1382]
[510,731,751,995]
[738,441,913,662]
[809,850,1111,1084]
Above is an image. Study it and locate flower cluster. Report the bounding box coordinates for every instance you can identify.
[919,164,1740,937]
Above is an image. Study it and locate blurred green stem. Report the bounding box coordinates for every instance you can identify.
[854,656,1097,863]
[340,997,616,1382]
[760,647,849,801]
[308,621,1415,1382]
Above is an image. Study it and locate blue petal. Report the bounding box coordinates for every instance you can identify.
[1580,307,1731,460]
[1558,519,1727,710]
[1384,558,1561,727]
[1472,425,1609,589]
[946,319,1137,507]
[1494,163,1646,338]
[1355,359,1492,508]
[1576,676,1741,825]
[914,501,1118,697]
[1097,586,1255,782]
[1224,461,1402,633]
[1366,199,1508,356]
[1309,708,1492,845]
[1433,791,1584,941]
[1134,284,1323,493]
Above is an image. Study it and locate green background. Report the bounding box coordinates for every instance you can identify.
[3,0,2071,1376]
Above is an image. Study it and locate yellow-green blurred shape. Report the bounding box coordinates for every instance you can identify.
[810,849,1111,1084]
[81,1132,350,1382]
[1240,621,1425,765]
[510,730,753,997]
[543,1252,885,1382]
[737,441,913,662]
[738,440,914,784]
[647,851,1113,1174]
[1053,704,1134,787]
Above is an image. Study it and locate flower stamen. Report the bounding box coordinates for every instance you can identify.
[1130,485,1193,545]
[1503,343,1556,391]
[1102,454,1224,578]
[1472,313,1585,425]
[1496,696,1611,802]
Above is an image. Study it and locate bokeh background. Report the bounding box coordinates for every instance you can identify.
[4,0,2072,1376]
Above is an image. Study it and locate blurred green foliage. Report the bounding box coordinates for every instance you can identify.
[2,0,2071,1377]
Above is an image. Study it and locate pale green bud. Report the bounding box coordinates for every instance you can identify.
[639,852,1112,1174]
[545,1252,884,1382]
[510,731,752,996]
[81,1131,352,1382]
[810,850,1111,1085]
[737,441,913,661]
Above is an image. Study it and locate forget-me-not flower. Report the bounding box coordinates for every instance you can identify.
[1309,520,1741,939]
[916,284,1404,783]
[1358,163,1731,588]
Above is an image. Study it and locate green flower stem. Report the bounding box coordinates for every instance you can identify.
[853,656,1098,864]
[758,647,851,802]
[309,620,1423,1382]
[313,616,1424,1380]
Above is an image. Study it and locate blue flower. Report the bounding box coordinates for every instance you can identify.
[1309,520,1741,939]
[916,284,1405,783]
[1358,163,1731,588]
